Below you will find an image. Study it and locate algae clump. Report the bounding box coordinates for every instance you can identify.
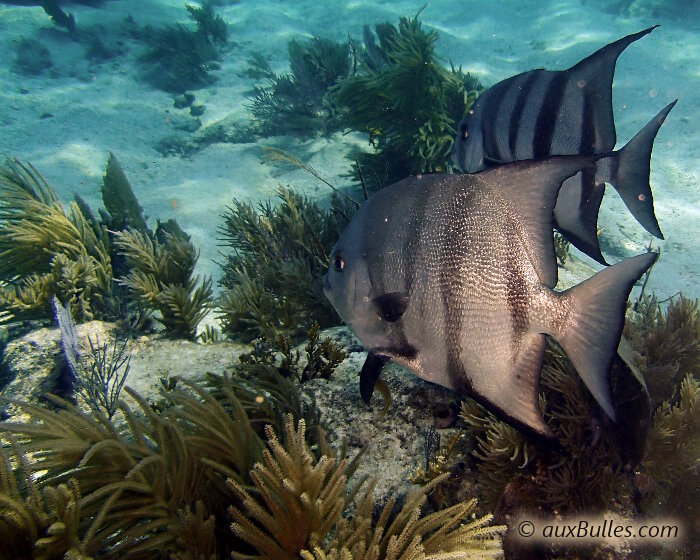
[0,158,113,323]
[139,1,228,93]
[336,14,482,185]
[245,13,481,186]
[114,228,213,340]
[460,340,641,514]
[248,36,352,137]
[229,416,505,560]
[0,155,212,340]
[218,186,354,342]
[625,293,700,408]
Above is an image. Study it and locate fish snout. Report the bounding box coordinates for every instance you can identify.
[323,272,331,294]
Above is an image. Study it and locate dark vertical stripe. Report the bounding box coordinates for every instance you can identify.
[481,83,510,164]
[533,73,569,159]
[578,93,596,155]
[438,191,471,394]
[580,167,598,204]
[494,73,531,161]
[376,178,431,362]
[506,259,529,351]
[508,71,540,160]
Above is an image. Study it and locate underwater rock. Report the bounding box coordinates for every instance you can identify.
[0,320,115,416]
[302,325,464,504]
[12,38,53,76]
[155,134,191,157]
[1,321,248,420]
[169,112,202,132]
[173,92,196,109]
[155,113,258,157]
[190,103,206,117]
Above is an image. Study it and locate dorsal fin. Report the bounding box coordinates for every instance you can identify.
[566,26,658,152]
[477,155,599,288]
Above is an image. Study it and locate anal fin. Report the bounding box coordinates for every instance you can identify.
[473,334,554,441]
[554,174,607,265]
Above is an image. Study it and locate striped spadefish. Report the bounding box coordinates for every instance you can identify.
[451,27,669,264]
[477,68,601,166]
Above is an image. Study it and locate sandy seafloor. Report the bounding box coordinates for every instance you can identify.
[0,0,698,301]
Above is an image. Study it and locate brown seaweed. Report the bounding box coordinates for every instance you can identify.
[229,416,505,560]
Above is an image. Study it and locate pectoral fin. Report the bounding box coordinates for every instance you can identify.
[372,292,409,322]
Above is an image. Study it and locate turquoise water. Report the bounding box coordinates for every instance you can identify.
[0,0,697,298]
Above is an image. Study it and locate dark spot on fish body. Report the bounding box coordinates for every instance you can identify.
[373,292,409,322]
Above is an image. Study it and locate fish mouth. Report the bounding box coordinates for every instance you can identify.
[323,273,331,294]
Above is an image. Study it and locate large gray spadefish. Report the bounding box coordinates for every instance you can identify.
[323,156,657,441]
[451,27,676,265]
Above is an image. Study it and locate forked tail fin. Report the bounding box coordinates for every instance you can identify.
[603,100,677,239]
[556,252,658,420]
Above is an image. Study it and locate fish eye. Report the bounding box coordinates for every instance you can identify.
[333,255,345,272]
